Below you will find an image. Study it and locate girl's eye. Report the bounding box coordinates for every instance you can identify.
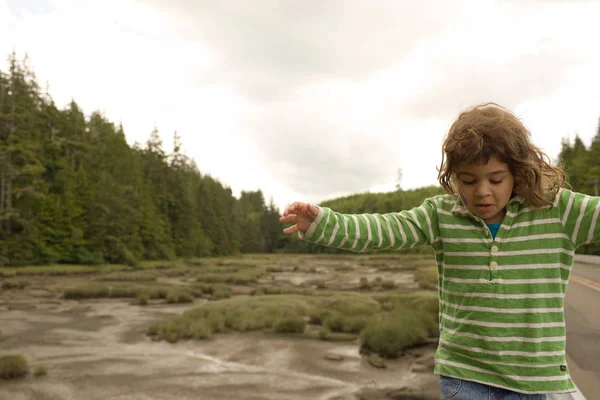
[491,180,503,185]
[462,181,476,185]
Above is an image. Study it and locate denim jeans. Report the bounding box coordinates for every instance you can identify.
[439,375,547,400]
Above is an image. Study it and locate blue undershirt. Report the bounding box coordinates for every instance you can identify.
[486,223,501,239]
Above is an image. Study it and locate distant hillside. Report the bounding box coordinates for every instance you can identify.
[320,186,444,214]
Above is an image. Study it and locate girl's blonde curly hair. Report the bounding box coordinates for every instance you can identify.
[438,103,566,207]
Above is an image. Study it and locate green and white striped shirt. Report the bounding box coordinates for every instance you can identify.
[300,188,600,394]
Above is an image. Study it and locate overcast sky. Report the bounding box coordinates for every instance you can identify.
[2,0,600,211]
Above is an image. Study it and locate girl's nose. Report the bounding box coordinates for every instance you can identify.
[475,183,492,197]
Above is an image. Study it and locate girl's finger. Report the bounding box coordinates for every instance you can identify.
[283,202,300,217]
[283,225,299,235]
[279,214,297,224]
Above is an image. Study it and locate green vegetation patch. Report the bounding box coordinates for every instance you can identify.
[0,260,187,278]
[166,289,194,304]
[137,293,150,305]
[318,327,357,342]
[273,317,306,333]
[1,279,31,290]
[164,267,192,277]
[307,294,381,335]
[147,292,411,344]
[0,264,125,277]
[415,266,439,290]
[213,257,268,268]
[360,310,437,358]
[251,286,315,296]
[33,364,48,377]
[0,354,29,380]
[195,269,263,284]
[97,271,159,282]
[360,291,439,357]
[193,283,232,300]
[372,291,439,314]
[319,293,381,316]
[324,314,370,334]
[265,267,284,273]
[63,283,196,301]
[63,284,111,299]
[148,295,313,342]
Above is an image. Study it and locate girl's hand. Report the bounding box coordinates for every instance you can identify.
[279,202,319,235]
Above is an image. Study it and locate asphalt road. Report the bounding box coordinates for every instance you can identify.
[562,255,600,400]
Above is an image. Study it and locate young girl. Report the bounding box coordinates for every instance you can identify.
[279,103,600,400]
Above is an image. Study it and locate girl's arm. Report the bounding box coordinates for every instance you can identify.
[286,198,440,252]
[556,189,600,247]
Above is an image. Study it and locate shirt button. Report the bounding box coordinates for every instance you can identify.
[490,261,498,269]
[491,246,498,254]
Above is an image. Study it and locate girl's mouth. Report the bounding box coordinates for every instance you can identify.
[476,204,493,212]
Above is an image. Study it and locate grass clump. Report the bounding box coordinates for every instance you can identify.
[98,271,158,282]
[372,291,439,316]
[148,295,311,342]
[33,364,48,377]
[195,269,263,284]
[360,310,437,357]
[164,267,191,277]
[109,286,143,298]
[0,264,126,277]
[0,354,29,380]
[144,287,169,300]
[359,277,371,290]
[415,266,439,290]
[308,309,336,325]
[317,326,357,341]
[273,317,306,333]
[214,258,265,268]
[310,294,379,334]
[194,283,231,300]
[359,292,439,358]
[166,289,194,304]
[63,284,110,299]
[324,314,370,334]
[148,318,211,343]
[320,294,381,316]
[137,294,150,305]
[315,281,327,289]
[318,327,330,340]
[1,280,31,290]
[381,280,397,289]
[63,283,199,302]
[251,286,315,296]
[324,332,358,341]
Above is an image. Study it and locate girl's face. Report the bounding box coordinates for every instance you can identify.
[453,154,515,224]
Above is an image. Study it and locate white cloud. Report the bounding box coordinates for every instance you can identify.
[140,0,463,102]
[2,0,600,212]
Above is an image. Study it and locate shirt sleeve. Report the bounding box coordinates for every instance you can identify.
[298,197,439,252]
[556,188,600,248]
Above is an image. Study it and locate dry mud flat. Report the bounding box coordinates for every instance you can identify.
[0,256,441,400]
